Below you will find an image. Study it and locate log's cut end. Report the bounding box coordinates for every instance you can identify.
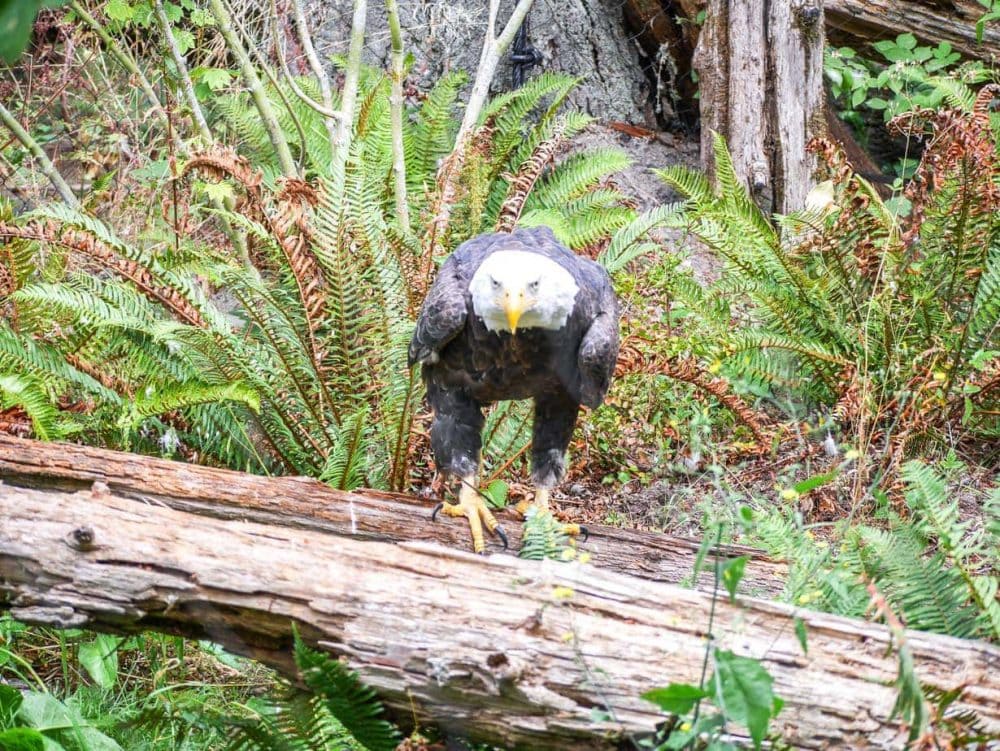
[1,480,998,750]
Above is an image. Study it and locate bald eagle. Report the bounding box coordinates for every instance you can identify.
[408,227,620,553]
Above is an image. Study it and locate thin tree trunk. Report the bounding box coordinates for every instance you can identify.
[330,0,367,193]
[291,0,339,154]
[0,100,78,207]
[2,479,998,749]
[385,0,411,233]
[423,0,536,273]
[153,0,247,261]
[208,0,298,177]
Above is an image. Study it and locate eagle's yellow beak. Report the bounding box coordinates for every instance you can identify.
[504,298,524,334]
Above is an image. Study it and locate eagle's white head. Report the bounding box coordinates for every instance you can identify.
[469,250,580,334]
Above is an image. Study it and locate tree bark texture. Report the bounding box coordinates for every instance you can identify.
[308,0,653,124]
[693,0,826,213]
[0,435,785,598]
[2,480,998,749]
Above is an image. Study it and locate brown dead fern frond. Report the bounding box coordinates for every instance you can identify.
[64,352,133,396]
[495,129,566,233]
[0,220,207,328]
[274,177,327,342]
[615,340,777,448]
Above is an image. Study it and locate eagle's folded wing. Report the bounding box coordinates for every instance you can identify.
[408,255,469,366]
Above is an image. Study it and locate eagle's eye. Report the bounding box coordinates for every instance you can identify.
[490,277,500,289]
[528,279,540,292]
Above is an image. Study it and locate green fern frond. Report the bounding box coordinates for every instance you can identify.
[519,507,571,561]
[291,630,400,751]
[319,408,369,491]
[599,204,681,273]
[0,373,65,440]
[124,381,260,429]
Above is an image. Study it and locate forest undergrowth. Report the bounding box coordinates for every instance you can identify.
[0,1,998,749]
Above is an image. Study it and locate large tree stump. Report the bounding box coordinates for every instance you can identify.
[694,0,826,213]
[2,479,998,749]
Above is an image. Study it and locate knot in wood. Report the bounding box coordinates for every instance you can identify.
[70,525,96,551]
[793,1,821,28]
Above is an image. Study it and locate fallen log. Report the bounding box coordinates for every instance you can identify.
[826,0,1000,60]
[0,435,787,597]
[2,481,998,749]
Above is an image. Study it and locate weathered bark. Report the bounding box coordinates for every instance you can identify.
[694,0,826,213]
[826,0,1000,60]
[0,435,786,597]
[2,481,998,749]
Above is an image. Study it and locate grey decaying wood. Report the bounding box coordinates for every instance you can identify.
[693,0,825,213]
[825,0,1000,61]
[0,435,786,597]
[2,481,999,750]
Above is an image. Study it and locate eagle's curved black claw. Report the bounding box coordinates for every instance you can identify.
[431,501,444,522]
[579,525,589,543]
[494,525,509,550]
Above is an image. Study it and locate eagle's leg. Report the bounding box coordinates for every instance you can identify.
[516,393,587,540]
[427,385,507,553]
[434,474,507,554]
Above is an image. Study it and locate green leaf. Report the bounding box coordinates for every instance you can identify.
[171,27,194,54]
[642,683,709,715]
[0,0,68,64]
[794,616,808,655]
[897,33,918,50]
[104,0,133,22]
[793,470,838,495]
[191,66,232,92]
[0,728,46,751]
[710,649,781,750]
[720,556,748,602]
[78,634,120,689]
[483,479,509,509]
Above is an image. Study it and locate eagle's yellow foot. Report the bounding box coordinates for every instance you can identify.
[515,488,589,542]
[432,476,508,554]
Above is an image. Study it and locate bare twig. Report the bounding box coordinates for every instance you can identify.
[290,0,339,153]
[424,0,535,266]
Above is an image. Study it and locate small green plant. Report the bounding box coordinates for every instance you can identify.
[641,526,784,750]
[0,682,125,751]
[825,36,991,144]
[755,461,1000,642]
[133,628,400,751]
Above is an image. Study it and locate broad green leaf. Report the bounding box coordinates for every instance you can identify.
[78,634,120,689]
[104,0,133,22]
[642,683,709,715]
[0,685,23,728]
[483,479,509,509]
[710,650,781,749]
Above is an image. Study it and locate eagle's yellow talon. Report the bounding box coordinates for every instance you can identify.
[433,476,505,554]
[517,488,587,542]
